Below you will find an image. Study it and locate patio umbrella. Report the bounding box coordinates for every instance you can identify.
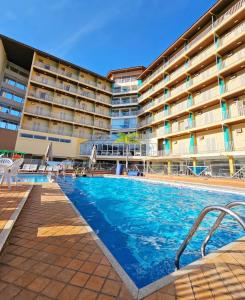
[45,142,53,163]
[89,145,97,168]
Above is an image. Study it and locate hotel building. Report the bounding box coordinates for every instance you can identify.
[0,0,244,176]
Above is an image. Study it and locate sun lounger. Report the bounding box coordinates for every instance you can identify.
[38,165,46,172]
[53,165,60,172]
[45,166,53,172]
[29,164,38,172]
[128,170,139,176]
[21,164,31,172]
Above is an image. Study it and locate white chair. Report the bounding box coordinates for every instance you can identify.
[38,165,46,172]
[29,164,38,172]
[0,158,24,189]
[21,164,31,172]
[46,166,53,172]
[0,158,13,180]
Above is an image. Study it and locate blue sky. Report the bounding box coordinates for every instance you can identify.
[0,0,217,76]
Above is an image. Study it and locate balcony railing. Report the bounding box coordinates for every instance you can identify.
[34,61,112,93]
[31,76,111,105]
[112,97,138,106]
[28,91,110,117]
[21,124,92,139]
[24,108,110,130]
[140,0,244,89]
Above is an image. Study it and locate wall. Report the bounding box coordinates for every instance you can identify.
[15,129,86,158]
[0,128,18,150]
[0,39,7,84]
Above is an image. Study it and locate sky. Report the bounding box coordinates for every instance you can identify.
[0,0,217,76]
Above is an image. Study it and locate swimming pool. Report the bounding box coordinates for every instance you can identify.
[58,177,245,288]
[16,174,49,183]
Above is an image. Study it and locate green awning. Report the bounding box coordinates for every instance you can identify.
[0,150,26,155]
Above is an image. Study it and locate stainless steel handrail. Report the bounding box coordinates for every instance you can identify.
[201,201,245,257]
[175,205,245,270]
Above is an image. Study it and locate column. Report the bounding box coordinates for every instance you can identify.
[193,158,197,175]
[228,156,235,177]
[167,160,171,175]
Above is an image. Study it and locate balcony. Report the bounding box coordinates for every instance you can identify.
[112,86,138,94]
[21,125,92,139]
[139,0,244,90]
[34,61,112,93]
[221,47,245,70]
[111,111,139,117]
[31,76,111,106]
[112,97,138,106]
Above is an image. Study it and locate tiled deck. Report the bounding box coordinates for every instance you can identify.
[144,174,245,190]
[0,183,244,299]
[0,185,31,236]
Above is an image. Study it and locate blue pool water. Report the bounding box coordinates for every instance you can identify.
[16,174,49,183]
[58,177,245,288]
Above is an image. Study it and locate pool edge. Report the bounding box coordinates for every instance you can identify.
[56,180,245,300]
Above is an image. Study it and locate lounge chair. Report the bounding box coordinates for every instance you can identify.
[53,165,60,172]
[29,164,38,172]
[0,158,24,189]
[46,166,53,172]
[21,164,31,172]
[38,165,46,172]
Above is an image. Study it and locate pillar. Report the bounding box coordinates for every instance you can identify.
[193,158,197,175]
[228,156,235,177]
[167,160,171,175]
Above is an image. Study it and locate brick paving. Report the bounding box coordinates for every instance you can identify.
[0,183,244,299]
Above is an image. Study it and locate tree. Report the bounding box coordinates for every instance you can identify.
[114,132,139,172]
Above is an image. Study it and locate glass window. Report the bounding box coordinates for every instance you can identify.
[48,137,59,142]
[34,135,46,140]
[21,133,33,138]
[60,139,71,143]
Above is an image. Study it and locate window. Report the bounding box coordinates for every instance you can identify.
[60,139,71,143]
[34,135,46,140]
[48,137,59,142]
[21,133,33,139]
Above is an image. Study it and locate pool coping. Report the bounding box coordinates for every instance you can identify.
[0,185,33,254]
[57,179,245,299]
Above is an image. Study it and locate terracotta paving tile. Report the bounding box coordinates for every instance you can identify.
[55,268,76,283]
[94,264,111,277]
[67,258,84,270]
[98,294,116,300]
[15,272,38,288]
[102,279,121,296]
[85,275,105,292]
[0,283,21,299]
[1,268,24,283]
[15,288,37,300]
[41,280,66,298]
[70,271,90,287]
[80,261,98,274]
[118,286,134,300]
[42,265,62,278]
[27,276,51,293]
[77,288,98,300]
[56,284,81,300]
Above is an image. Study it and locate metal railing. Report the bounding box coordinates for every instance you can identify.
[175,204,245,270]
[34,61,112,93]
[31,76,111,105]
[140,0,244,90]
[201,201,245,257]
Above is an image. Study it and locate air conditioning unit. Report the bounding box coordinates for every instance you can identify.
[200,136,204,140]
[174,141,178,144]
[236,128,242,133]
[27,117,32,120]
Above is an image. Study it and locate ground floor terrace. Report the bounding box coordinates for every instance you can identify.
[0,180,244,299]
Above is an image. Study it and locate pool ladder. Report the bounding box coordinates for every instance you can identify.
[175,201,245,270]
